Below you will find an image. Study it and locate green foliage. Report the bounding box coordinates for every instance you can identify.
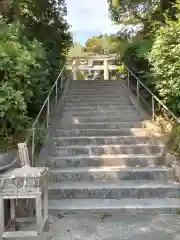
[108,0,152,23]
[0,0,72,147]
[168,124,180,156]
[84,34,123,55]
[76,71,85,80]
[0,21,50,144]
[108,0,180,158]
[84,36,103,54]
[102,34,124,54]
[107,0,176,34]
[148,3,180,114]
[135,38,153,58]
[122,38,153,86]
[68,42,85,57]
[117,63,125,73]
[5,0,72,79]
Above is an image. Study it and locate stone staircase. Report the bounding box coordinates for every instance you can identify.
[46,80,180,215]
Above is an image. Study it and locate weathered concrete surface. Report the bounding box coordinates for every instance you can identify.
[34,80,180,239]
[49,213,180,240]
[6,213,180,240]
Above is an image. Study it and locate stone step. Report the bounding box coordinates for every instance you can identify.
[42,213,180,239]
[62,108,139,115]
[69,82,125,86]
[55,128,152,137]
[68,86,126,90]
[63,105,136,112]
[69,83,123,87]
[48,181,180,199]
[65,99,132,107]
[67,92,127,97]
[70,80,123,83]
[68,91,125,94]
[68,83,125,87]
[61,115,142,124]
[49,154,163,168]
[50,166,174,182]
[59,121,142,130]
[70,80,122,84]
[48,198,180,214]
[68,86,124,90]
[65,101,133,107]
[69,86,124,90]
[68,91,127,96]
[54,135,153,146]
[62,110,140,118]
[67,91,128,95]
[69,84,124,88]
[52,144,163,157]
[67,97,130,102]
[66,100,133,105]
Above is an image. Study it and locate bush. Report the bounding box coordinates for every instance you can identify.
[168,124,180,156]
[0,21,50,145]
[148,3,180,115]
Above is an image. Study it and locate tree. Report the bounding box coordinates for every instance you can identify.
[148,1,180,114]
[4,0,72,79]
[0,0,72,146]
[108,0,176,35]
[68,42,85,57]
[0,20,50,144]
[84,36,103,54]
[102,34,124,54]
[107,0,175,85]
[84,34,124,55]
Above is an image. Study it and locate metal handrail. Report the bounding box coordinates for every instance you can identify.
[126,66,180,124]
[30,66,65,130]
[25,65,67,166]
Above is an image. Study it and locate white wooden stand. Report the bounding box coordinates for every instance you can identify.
[0,166,49,240]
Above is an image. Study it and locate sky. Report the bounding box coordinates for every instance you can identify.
[66,0,121,45]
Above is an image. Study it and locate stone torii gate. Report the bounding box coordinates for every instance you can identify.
[68,54,119,80]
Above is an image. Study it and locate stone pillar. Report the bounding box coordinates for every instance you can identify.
[104,59,109,80]
[88,59,93,66]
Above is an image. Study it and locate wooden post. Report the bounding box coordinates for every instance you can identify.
[43,186,48,222]
[36,195,43,239]
[0,197,4,240]
[10,199,16,229]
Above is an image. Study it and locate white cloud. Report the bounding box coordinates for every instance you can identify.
[66,0,120,33]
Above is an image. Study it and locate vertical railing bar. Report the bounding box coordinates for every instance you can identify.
[137,79,139,101]
[55,80,58,106]
[60,75,63,92]
[31,128,35,167]
[127,70,130,90]
[24,65,66,167]
[152,95,155,121]
[47,96,50,128]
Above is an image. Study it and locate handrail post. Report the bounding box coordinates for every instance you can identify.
[152,95,155,121]
[125,65,180,125]
[136,79,139,101]
[60,76,63,91]
[47,96,50,128]
[55,80,58,106]
[127,70,130,90]
[31,128,35,167]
